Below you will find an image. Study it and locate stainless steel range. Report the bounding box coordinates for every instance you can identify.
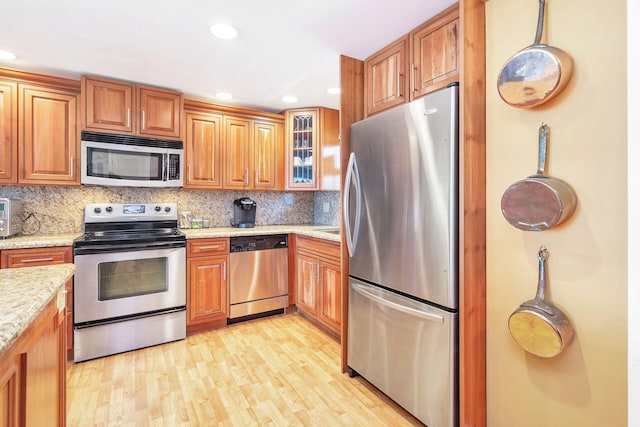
[73,203,186,362]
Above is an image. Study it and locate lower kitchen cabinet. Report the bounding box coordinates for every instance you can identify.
[0,295,66,427]
[1,246,74,352]
[186,238,229,331]
[294,236,342,337]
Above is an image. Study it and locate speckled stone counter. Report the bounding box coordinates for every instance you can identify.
[0,263,76,356]
[0,233,81,250]
[182,225,341,243]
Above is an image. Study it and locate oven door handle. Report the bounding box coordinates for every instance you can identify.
[74,240,186,255]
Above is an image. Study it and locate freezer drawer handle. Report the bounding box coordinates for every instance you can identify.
[352,283,444,324]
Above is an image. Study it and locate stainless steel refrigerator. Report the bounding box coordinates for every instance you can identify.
[344,84,458,427]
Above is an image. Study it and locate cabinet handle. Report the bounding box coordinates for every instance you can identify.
[255,168,259,184]
[223,262,227,281]
[127,108,131,128]
[199,245,222,250]
[397,72,403,98]
[141,110,146,130]
[187,164,191,181]
[245,168,249,185]
[69,157,75,178]
[411,64,417,93]
[21,257,55,263]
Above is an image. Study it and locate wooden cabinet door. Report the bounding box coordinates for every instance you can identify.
[187,255,228,325]
[411,5,459,99]
[184,112,223,189]
[253,120,282,190]
[318,258,342,334]
[23,308,63,427]
[365,35,409,117]
[318,108,340,191]
[222,116,251,189]
[285,109,318,190]
[83,77,133,133]
[0,81,17,183]
[19,85,79,185]
[138,87,182,139]
[0,356,19,427]
[296,251,318,315]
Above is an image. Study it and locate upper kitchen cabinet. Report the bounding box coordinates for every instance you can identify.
[364,36,409,117]
[0,70,81,186]
[410,4,459,99]
[0,81,17,183]
[82,75,183,140]
[19,84,79,185]
[185,100,284,191]
[285,107,340,191]
[184,111,223,189]
[364,3,459,117]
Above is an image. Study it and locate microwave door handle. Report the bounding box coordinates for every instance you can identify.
[162,153,168,181]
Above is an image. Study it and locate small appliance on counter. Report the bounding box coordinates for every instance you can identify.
[232,198,256,228]
[0,198,23,238]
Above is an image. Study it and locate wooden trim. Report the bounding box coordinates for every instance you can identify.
[338,55,364,373]
[459,0,487,426]
[0,68,80,90]
[184,99,284,122]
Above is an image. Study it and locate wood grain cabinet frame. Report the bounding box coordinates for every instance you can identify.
[82,75,183,140]
[186,238,230,332]
[294,236,342,337]
[364,3,460,117]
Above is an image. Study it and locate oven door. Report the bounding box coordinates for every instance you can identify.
[74,246,186,324]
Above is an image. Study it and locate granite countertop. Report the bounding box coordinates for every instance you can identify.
[0,263,76,357]
[0,233,81,250]
[0,226,339,250]
[181,225,341,242]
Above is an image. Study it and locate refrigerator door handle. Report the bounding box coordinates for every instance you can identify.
[343,152,361,257]
[351,282,445,324]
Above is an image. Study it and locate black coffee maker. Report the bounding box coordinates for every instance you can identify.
[232,197,257,228]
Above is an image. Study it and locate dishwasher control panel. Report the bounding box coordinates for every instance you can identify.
[229,234,288,252]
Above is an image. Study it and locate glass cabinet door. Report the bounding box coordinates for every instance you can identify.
[286,109,318,189]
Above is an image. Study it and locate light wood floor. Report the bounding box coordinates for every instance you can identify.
[67,312,423,426]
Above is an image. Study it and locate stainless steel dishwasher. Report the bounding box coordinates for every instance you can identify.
[229,234,289,320]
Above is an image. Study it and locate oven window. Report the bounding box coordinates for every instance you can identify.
[98,257,168,300]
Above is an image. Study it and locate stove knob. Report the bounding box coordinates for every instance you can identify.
[155,206,161,212]
[93,207,102,214]
[105,206,113,213]
[164,206,171,213]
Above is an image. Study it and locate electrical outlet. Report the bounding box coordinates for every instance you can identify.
[322,202,330,213]
[284,193,294,205]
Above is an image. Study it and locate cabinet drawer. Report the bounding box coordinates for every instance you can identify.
[296,236,340,262]
[1,247,73,268]
[187,238,230,257]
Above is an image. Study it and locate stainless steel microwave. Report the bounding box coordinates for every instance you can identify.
[81,131,183,187]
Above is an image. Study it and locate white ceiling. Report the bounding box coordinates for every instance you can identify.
[0,0,456,113]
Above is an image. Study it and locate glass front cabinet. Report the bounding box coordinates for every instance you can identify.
[285,107,340,191]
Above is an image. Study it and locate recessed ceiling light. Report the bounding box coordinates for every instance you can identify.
[208,23,238,40]
[216,92,233,100]
[0,50,16,60]
[282,95,298,103]
[327,87,341,95]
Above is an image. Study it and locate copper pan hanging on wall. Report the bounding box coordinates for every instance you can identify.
[501,123,577,231]
[508,247,574,358]
[497,0,573,108]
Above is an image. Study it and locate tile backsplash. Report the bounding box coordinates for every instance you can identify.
[0,186,339,235]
